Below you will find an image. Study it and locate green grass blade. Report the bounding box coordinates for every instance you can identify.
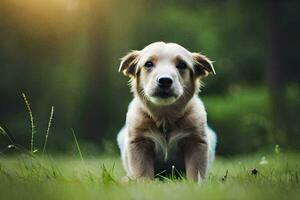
[22,93,36,153]
[42,106,54,154]
[71,129,84,164]
[0,126,5,136]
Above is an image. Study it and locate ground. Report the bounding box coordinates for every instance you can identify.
[0,152,299,200]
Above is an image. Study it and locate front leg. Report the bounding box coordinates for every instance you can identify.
[128,136,155,180]
[182,135,208,182]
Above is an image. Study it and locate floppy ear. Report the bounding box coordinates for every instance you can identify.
[119,50,140,77]
[192,53,216,77]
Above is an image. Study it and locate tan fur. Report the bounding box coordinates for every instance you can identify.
[117,42,216,182]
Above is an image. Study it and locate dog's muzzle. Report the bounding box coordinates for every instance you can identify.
[153,75,177,99]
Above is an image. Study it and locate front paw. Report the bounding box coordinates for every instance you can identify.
[120,176,132,184]
[120,175,153,184]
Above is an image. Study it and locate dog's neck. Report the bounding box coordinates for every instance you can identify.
[136,94,195,130]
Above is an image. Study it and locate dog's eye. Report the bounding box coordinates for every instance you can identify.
[144,61,154,68]
[176,60,187,70]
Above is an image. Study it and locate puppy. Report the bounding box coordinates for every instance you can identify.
[117,42,217,183]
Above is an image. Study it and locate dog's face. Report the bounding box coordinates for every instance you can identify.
[119,42,215,106]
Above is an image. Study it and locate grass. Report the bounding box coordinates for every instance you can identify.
[42,106,54,154]
[22,93,36,153]
[0,152,299,200]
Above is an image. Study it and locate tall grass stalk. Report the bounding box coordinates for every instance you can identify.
[42,106,54,154]
[22,93,36,153]
[71,129,84,164]
[0,126,13,144]
[0,126,5,136]
[0,125,15,149]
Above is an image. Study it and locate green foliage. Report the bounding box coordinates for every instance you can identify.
[203,87,270,154]
[203,86,300,154]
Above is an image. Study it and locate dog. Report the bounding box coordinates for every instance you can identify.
[117,42,217,183]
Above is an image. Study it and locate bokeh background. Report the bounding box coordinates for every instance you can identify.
[0,0,299,156]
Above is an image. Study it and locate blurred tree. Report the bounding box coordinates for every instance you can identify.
[80,1,111,140]
[265,1,287,145]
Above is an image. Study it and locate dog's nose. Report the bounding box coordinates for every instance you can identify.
[157,76,173,88]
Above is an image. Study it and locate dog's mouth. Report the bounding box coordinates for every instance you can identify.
[153,91,174,99]
[152,88,177,99]
[146,89,179,106]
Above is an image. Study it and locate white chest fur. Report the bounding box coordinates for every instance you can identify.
[144,128,190,161]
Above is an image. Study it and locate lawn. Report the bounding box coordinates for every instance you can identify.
[0,152,299,200]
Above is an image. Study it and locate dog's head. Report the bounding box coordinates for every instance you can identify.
[119,42,215,106]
